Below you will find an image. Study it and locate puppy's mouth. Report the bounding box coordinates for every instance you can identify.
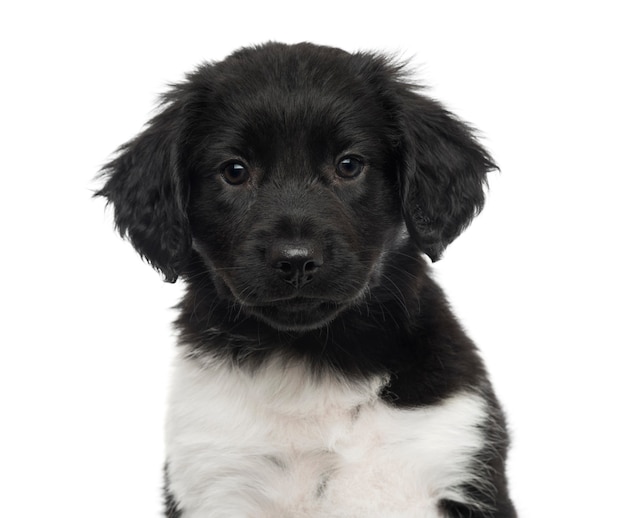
[244,297,348,332]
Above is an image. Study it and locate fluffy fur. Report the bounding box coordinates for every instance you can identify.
[97,42,516,517]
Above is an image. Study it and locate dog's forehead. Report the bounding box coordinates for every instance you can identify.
[212,97,389,175]
[209,46,390,116]
[200,54,394,162]
[214,43,363,92]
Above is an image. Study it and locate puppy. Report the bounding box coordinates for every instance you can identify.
[98,42,516,517]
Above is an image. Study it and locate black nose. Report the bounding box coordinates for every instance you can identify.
[268,243,323,288]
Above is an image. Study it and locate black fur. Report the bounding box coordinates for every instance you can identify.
[98,42,515,517]
[163,465,182,518]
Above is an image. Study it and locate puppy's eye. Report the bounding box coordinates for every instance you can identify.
[221,162,250,185]
[336,156,364,179]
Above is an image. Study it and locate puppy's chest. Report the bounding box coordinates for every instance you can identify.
[166,355,487,517]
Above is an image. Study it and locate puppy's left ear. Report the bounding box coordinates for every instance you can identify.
[396,89,497,261]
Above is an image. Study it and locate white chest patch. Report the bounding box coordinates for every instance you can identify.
[165,353,488,518]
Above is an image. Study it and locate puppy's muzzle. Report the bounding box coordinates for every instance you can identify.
[267,241,324,289]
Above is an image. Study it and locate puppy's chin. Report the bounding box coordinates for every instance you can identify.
[245,298,347,332]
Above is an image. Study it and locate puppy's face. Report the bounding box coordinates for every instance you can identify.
[98,43,495,332]
[187,57,403,330]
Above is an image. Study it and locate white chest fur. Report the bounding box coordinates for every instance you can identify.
[165,353,488,518]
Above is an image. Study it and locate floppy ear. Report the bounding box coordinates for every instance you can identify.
[396,90,497,261]
[96,93,192,283]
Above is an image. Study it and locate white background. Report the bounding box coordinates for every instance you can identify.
[1,1,624,516]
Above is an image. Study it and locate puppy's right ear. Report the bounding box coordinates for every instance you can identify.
[96,88,193,283]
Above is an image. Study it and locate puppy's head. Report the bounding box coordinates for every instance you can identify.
[97,42,495,331]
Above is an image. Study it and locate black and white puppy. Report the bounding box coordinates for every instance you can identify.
[98,42,516,517]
